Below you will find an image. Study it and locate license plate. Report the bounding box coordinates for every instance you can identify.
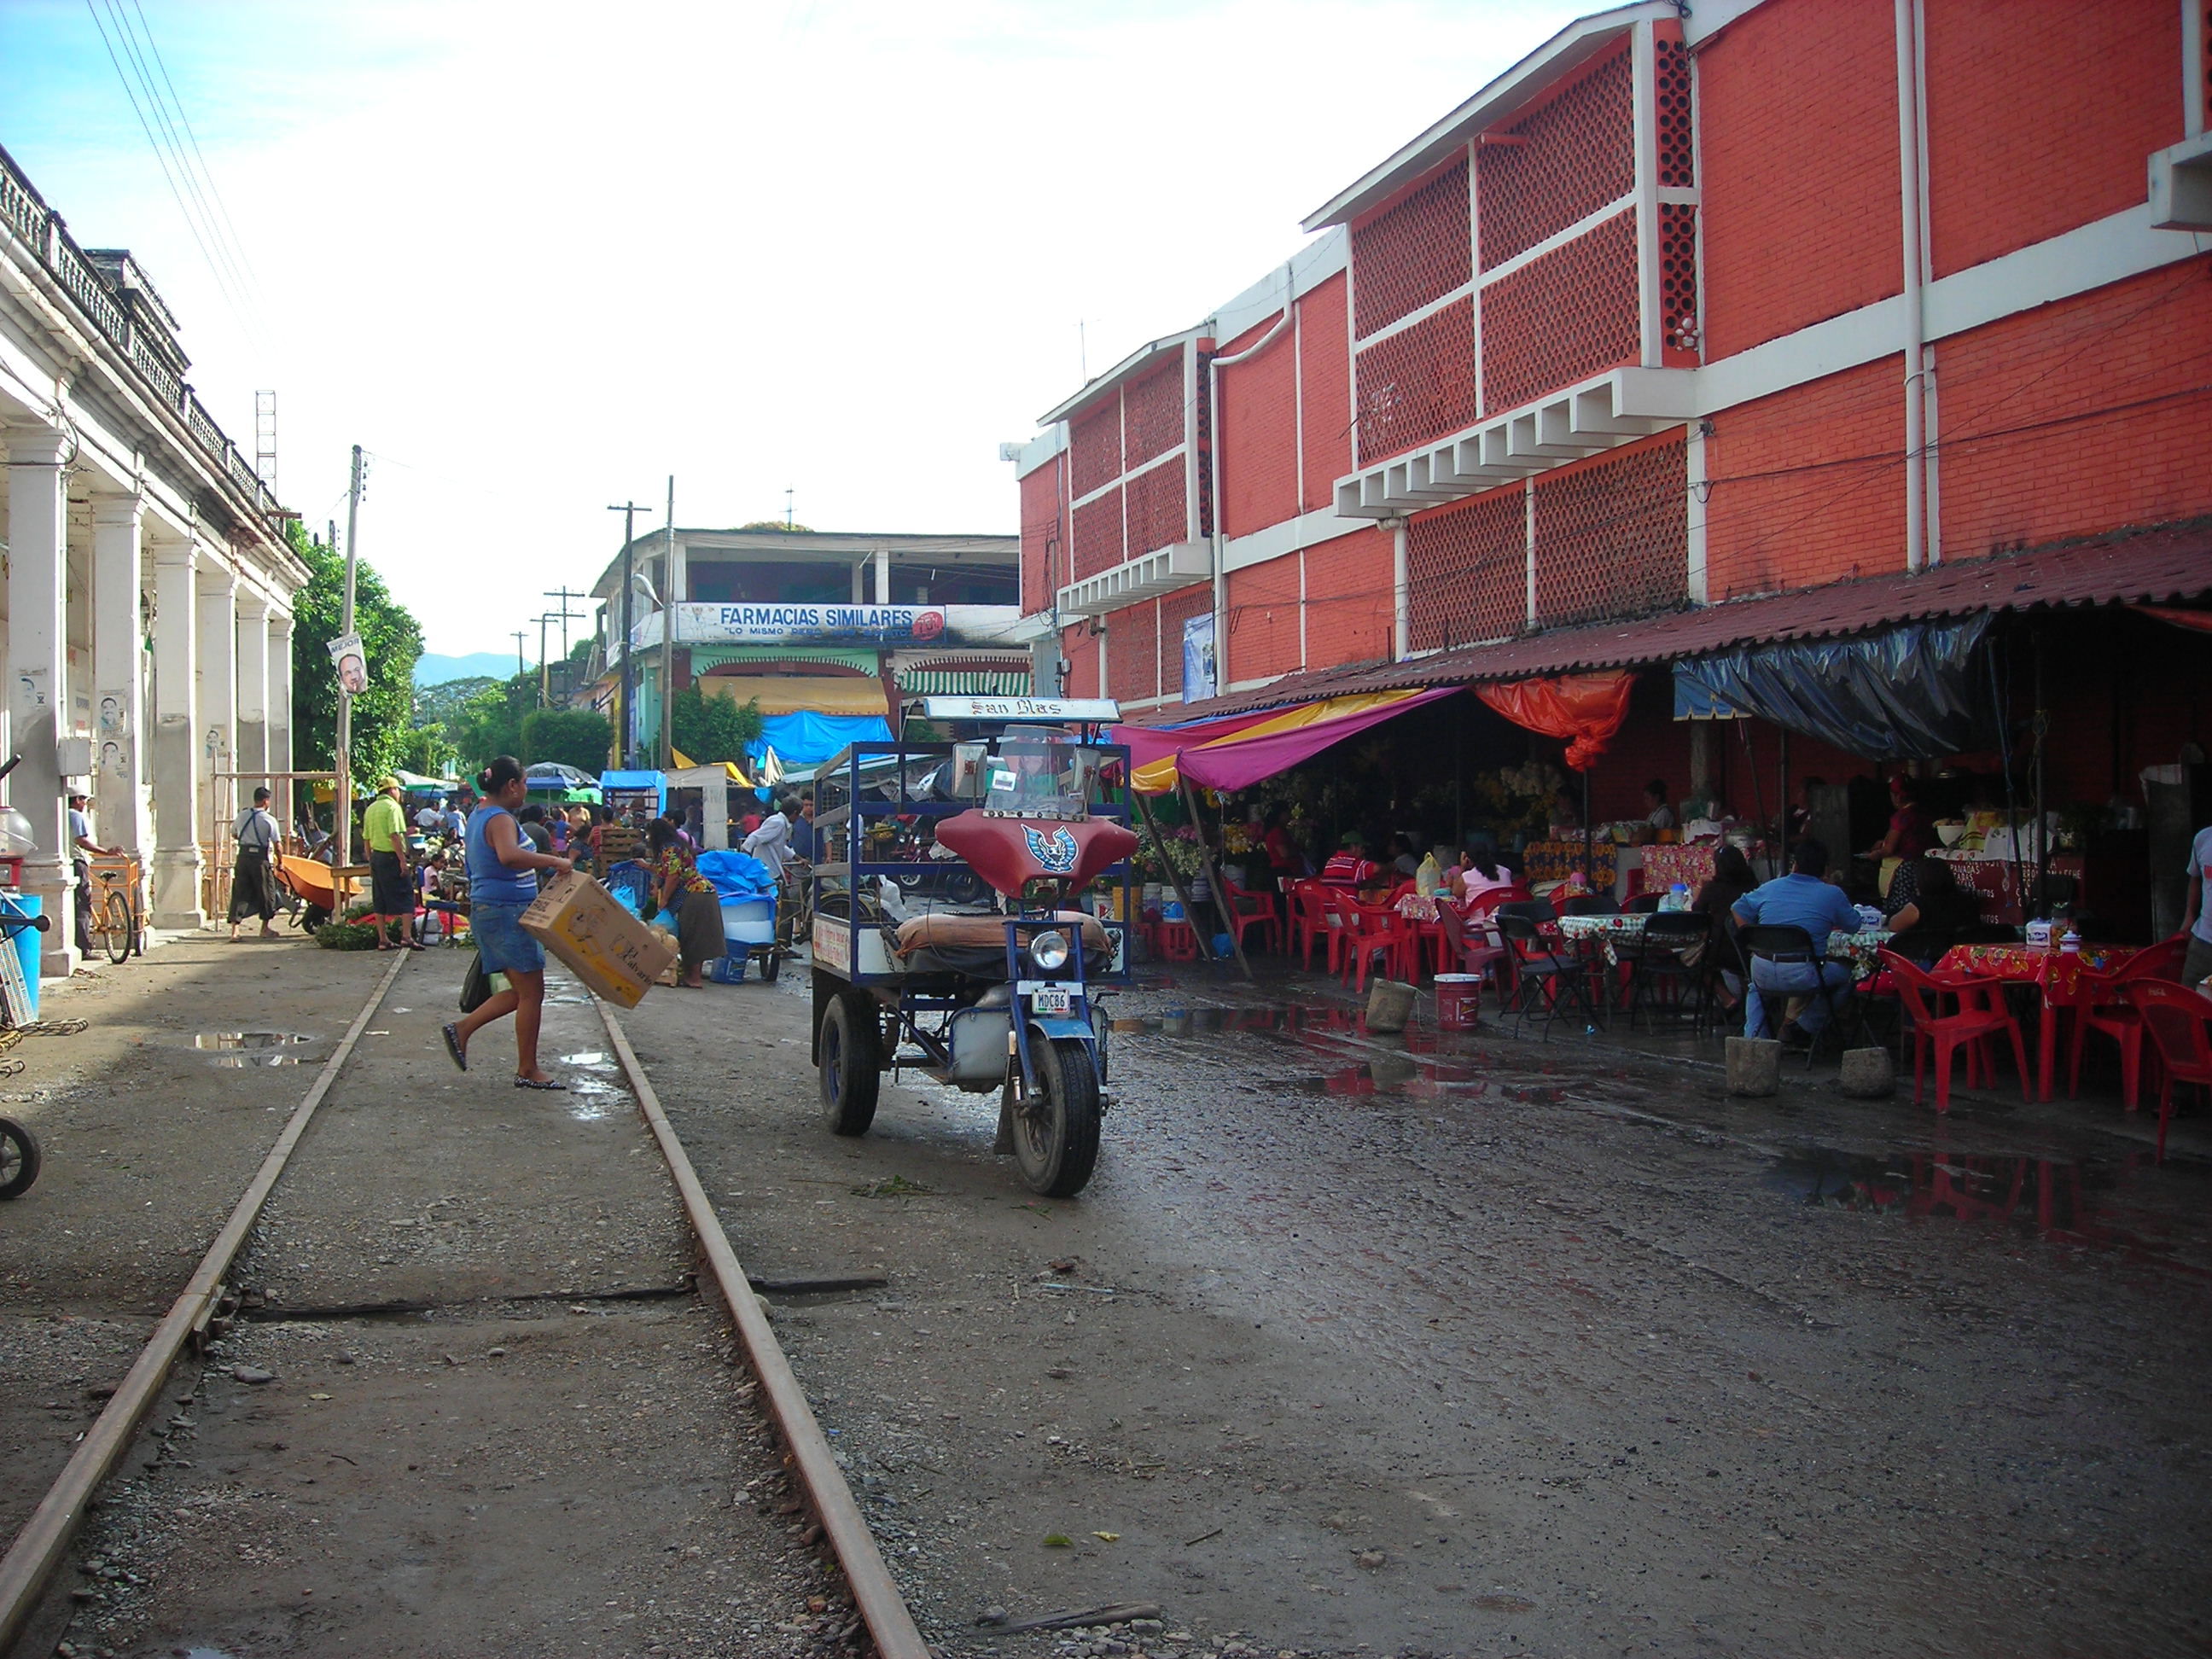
[1029,986,1074,1016]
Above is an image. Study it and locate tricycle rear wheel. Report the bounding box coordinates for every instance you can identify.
[0,1116,40,1199]
[818,992,881,1136]
[1012,1036,1101,1198]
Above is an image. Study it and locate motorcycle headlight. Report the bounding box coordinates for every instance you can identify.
[1027,929,1071,973]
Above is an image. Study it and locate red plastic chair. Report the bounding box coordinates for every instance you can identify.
[1342,899,1417,992]
[2067,934,2188,1109]
[1289,880,1346,975]
[1882,950,2032,1112]
[2123,979,2212,1161]
[1220,876,1282,956]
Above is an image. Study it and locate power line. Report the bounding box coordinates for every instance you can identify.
[123,0,266,312]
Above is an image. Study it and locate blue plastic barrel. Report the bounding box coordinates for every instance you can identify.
[1,894,41,1021]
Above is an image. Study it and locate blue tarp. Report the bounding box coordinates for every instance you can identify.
[749,711,893,769]
[1671,616,1994,760]
[695,849,775,899]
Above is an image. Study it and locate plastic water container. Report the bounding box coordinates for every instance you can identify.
[721,895,775,946]
[0,894,38,1020]
[705,950,749,984]
[1662,882,1691,911]
[2025,917,2053,950]
[1435,973,1482,1029]
[1161,899,1187,923]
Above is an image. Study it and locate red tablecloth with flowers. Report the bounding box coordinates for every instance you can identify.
[1523,840,1616,888]
[1640,843,1718,894]
[1930,941,2135,1102]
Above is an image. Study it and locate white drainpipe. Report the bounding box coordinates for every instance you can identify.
[1206,264,1297,690]
[1895,0,1929,573]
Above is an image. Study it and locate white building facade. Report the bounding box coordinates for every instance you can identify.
[0,143,303,970]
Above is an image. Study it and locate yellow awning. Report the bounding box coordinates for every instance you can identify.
[669,749,754,784]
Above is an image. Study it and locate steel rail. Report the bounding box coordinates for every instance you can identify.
[597,1002,928,1659]
[0,948,410,1650]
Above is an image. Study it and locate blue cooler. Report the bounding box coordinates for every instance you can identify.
[720,894,774,951]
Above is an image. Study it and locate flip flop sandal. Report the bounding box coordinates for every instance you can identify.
[441,1023,468,1072]
[513,1076,568,1091]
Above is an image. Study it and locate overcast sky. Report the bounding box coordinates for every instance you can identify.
[1,0,1592,658]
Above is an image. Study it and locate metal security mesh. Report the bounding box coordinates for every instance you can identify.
[1480,210,1639,413]
[1194,349,1215,538]
[1476,45,1635,270]
[1660,202,1700,356]
[1531,438,1687,628]
[1124,362,1185,469]
[1656,38,1694,189]
[1070,405,1121,499]
[1123,458,1189,559]
[1407,490,1527,650]
[1352,154,1473,340]
[1072,487,1124,581]
[1354,299,1477,464]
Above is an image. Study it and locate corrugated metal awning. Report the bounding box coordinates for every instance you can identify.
[1130,520,2212,727]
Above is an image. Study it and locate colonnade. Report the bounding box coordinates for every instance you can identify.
[3,423,294,974]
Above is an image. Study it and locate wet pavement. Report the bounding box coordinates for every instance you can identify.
[621,957,2212,1658]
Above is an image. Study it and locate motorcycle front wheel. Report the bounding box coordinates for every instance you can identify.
[1011,1036,1101,1199]
[0,1116,40,1199]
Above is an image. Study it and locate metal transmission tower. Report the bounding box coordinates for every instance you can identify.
[253,391,277,493]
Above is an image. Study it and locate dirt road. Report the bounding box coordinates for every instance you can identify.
[624,962,2212,1659]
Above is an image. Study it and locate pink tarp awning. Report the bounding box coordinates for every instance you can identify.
[1113,687,1459,794]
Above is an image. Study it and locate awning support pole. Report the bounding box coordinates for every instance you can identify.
[1737,718,1773,879]
[1179,777,1254,982]
[1133,789,1217,965]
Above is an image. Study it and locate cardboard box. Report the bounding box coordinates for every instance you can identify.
[520,872,677,1009]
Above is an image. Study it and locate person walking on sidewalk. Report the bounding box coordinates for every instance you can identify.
[67,793,118,956]
[228,787,284,941]
[442,755,573,1090]
[362,776,421,952]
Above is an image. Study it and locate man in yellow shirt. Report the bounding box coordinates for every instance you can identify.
[361,776,420,951]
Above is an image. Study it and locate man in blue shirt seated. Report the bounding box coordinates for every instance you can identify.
[1732,839,1863,1044]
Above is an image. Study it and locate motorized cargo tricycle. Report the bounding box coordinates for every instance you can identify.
[807,719,1136,1197]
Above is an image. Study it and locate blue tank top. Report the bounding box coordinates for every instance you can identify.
[466,805,538,905]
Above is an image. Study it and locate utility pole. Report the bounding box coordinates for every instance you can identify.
[606,501,655,769]
[512,631,527,678]
[540,585,589,659]
[659,475,675,770]
[335,445,362,871]
[536,613,553,707]
[784,486,794,530]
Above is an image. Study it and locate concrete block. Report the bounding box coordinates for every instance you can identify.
[1726,1035,1782,1097]
[1839,1046,1895,1097]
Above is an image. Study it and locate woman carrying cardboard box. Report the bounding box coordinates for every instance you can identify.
[443,754,575,1089]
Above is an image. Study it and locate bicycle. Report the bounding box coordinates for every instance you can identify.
[83,855,146,964]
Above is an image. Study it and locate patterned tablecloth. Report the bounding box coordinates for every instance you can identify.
[1639,843,1718,894]
[1523,840,1617,888]
[1932,942,2125,1004]
[1825,928,1895,975]
[1556,913,1649,943]
[1395,893,1445,923]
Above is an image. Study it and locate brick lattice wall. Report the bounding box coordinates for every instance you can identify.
[1072,486,1125,581]
[1480,209,1639,413]
[1532,436,1688,627]
[1476,44,1635,269]
[1352,155,1473,340]
[1070,404,1121,499]
[1124,361,1185,470]
[1407,487,1527,651]
[1123,457,1190,561]
[1354,298,1477,463]
[1655,32,1694,189]
[1019,460,1062,615]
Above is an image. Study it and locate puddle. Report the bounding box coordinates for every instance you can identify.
[1285,1057,1538,1098]
[1116,1004,1360,1038]
[180,1650,241,1659]
[207,1053,304,1068]
[558,1051,617,1069]
[1770,1144,2212,1276]
[564,1074,628,1122]
[190,1032,315,1050]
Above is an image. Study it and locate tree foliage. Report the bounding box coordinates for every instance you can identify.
[415,675,498,726]
[521,707,614,774]
[672,684,762,765]
[447,675,534,774]
[288,519,423,796]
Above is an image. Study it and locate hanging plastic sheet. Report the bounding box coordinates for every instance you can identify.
[1670,668,1749,720]
[1474,672,1635,771]
[1114,688,1455,795]
[1671,615,1993,760]
[746,710,893,769]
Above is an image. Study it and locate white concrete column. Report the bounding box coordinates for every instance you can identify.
[150,538,203,928]
[235,590,271,794]
[851,562,865,603]
[91,489,151,861]
[267,612,294,820]
[873,546,890,605]
[8,427,78,975]
[196,562,237,903]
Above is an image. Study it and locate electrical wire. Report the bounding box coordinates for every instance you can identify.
[121,0,265,312]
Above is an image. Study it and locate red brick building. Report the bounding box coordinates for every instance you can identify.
[1010,0,2212,824]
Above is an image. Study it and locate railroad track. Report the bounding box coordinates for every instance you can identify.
[0,951,927,1658]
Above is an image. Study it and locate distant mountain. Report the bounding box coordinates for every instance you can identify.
[415,651,519,687]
